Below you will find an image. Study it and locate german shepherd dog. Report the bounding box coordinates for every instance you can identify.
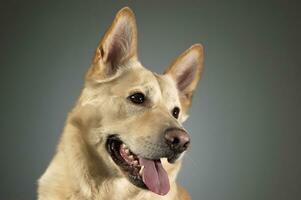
[38,7,204,200]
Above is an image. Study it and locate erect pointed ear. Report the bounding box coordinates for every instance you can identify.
[87,7,138,81]
[164,44,204,113]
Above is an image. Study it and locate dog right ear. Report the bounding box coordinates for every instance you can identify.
[86,7,138,81]
[164,44,204,114]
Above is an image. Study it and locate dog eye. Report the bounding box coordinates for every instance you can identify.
[128,92,145,104]
[172,107,180,119]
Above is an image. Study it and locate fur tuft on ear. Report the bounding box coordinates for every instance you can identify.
[87,7,138,81]
[165,44,204,113]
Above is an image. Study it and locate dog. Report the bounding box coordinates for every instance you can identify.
[38,7,204,200]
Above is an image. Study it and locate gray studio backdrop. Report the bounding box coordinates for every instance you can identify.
[0,0,300,199]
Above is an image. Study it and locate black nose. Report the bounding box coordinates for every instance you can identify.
[164,128,190,153]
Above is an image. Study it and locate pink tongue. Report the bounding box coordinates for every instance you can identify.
[139,158,170,195]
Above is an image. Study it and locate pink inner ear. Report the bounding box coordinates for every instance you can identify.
[105,18,133,74]
[108,29,129,66]
[177,61,197,91]
[106,36,123,74]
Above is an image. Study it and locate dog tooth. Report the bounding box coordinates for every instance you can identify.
[128,155,134,160]
[133,160,138,165]
[124,149,130,154]
[139,166,144,175]
[121,144,126,149]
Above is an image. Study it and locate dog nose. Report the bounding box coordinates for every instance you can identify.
[164,128,190,153]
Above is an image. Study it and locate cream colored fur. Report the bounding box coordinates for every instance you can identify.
[38,7,204,200]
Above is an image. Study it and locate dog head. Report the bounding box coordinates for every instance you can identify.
[72,7,204,195]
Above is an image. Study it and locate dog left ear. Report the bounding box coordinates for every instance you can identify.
[87,7,138,81]
[165,44,204,113]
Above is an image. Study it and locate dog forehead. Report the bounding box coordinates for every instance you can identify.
[124,68,180,107]
[154,73,180,108]
[112,66,161,95]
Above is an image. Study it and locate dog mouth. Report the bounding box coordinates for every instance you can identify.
[106,136,170,196]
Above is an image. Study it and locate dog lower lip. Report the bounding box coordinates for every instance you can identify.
[167,154,180,163]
